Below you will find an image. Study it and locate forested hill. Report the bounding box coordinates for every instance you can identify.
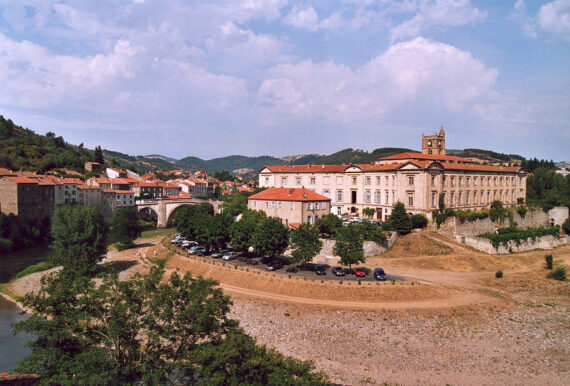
[0,115,94,172]
[0,114,538,178]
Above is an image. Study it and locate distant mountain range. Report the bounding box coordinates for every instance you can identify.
[0,114,540,179]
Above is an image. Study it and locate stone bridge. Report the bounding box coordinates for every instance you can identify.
[136,198,221,227]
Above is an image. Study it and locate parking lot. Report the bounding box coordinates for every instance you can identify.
[170,236,406,282]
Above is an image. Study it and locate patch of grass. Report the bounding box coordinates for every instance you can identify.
[16,261,54,279]
[140,228,175,239]
[547,266,566,281]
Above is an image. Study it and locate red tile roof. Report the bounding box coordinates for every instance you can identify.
[0,168,15,176]
[377,152,473,163]
[248,187,331,202]
[263,164,349,173]
[288,222,302,229]
[440,162,522,173]
[3,176,38,184]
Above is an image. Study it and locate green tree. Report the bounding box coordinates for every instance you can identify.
[229,210,266,253]
[94,145,104,164]
[14,263,327,384]
[563,217,570,235]
[207,213,234,250]
[314,213,343,238]
[49,205,108,273]
[220,192,248,216]
[411,213,428,229]
[251,218,289,257]
[174,204,214,241]
[111,207,143,249]
[389,202,412,235]
[333,224,365,273]
[290,224,323,265]
[362,207,376,219]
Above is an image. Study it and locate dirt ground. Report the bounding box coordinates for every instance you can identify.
[8,231,570,385]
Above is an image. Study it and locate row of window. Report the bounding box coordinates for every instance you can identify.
[437,188,523,207]
[435,175,522,188]
[276,175,399,187]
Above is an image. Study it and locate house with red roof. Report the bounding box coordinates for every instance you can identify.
[0,175,55,221]
[247,187,331,227]
[258,130,527,220]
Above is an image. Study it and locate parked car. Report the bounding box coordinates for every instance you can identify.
[315,264,327,275]
[181,240,198,248]
[222,251,240,261]
[266,261,284,271]
[374,268,387,281]
[331,266,346,276]
[352,268,366,277]
[211,249,229,258]
[187,245,207,255]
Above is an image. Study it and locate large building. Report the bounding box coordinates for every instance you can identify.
[247,187,331,227]
[258,130,527,220]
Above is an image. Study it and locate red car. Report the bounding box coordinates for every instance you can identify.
[352,268,366,277]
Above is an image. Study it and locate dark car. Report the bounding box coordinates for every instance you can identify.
[374,268,387,281]
[331,266,346,276]
[353,268,366,277]
[315,264,327,275]
[211,249,229,258]
[266,261,284,271]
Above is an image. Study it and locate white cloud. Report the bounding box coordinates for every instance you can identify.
[258,37,498,122]
[390,0,486,42]
[538,0,570,39]
[282,6,344,31]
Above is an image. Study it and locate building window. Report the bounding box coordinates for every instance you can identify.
[323,189,330,197]
[375,190,381,203]
[307,203,312,210]
[296,177,301,185]
[408,176,414,185]
[459,177,463,186]
[385,191,389,205]
[385,176,389,185]
[337,207,342,215]
[310,177,315,185]
[466,191,470,205]
[376,176,381,185]
[365,190,371,203]
[322,202,327,210]
[432,192,437,207]
[323,176,330,185]
[352,177,357,185]
[431,175,436,185]
[458,192,462,205]
[265,177,269,185]
[336,190,343,201]
[291,203,294,210]
[281,177,287,185]
[450,192,455,206]
[407,194,414,207]
[307,216,312,224]
[365,177,371,185]
[336,176,343,185]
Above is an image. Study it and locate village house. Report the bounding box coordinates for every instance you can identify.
[247,187,331,228]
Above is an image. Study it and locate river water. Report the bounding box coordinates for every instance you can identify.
[0,245,48,372]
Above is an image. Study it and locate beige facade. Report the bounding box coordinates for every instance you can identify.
[0,177,55,222]
[259,133,527,220]
[247,187,331,227]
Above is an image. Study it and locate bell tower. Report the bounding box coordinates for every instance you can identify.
[422,127,446,155]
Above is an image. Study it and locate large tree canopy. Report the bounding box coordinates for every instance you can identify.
[14,263,328,385]
[290,224,323,265]
[49,204,108,273]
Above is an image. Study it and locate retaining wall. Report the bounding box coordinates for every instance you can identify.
[458,234,568,254]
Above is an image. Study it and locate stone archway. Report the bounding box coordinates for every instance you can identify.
[138,207,158,223]
[165,204,196,227]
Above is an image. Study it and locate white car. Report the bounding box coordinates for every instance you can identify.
[222,251,240,261]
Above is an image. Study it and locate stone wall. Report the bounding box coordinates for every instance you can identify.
[433,207,566,239]
[284,232,398,264]
[458,234,567,254]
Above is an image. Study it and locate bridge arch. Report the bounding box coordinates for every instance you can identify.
[138,206,158,224]
[166,204,198,227]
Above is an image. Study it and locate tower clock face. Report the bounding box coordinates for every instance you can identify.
[427,140,432,146]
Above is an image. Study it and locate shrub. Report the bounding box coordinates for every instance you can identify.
[547,266,566,281]
[563,217,570,235]
[410,214,428,229]
[16,261,55,279]
[545,254,553,270]
[516,206,527,218]
[495,270,503,278]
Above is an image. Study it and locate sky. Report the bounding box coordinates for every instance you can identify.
[0,1,568,161]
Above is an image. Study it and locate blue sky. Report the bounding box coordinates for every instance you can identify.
[0,0,568,161]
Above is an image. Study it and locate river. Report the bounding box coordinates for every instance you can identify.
[0,245,48,372]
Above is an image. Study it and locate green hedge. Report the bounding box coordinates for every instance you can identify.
[478,225,560,249]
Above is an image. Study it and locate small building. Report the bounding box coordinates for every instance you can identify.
[247,187,331,227]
